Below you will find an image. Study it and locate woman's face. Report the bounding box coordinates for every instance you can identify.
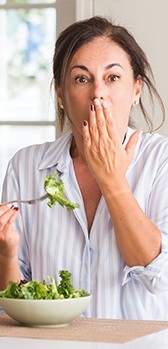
[56,37,142,141]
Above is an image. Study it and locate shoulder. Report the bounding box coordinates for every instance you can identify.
[127,127,168,152]
[127,128,168,169]
[9,132,73,170]
[139,131,168,156]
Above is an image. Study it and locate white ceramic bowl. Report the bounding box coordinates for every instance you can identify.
[0,294,91,327]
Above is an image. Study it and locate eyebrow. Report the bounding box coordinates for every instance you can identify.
[70,63,123,73]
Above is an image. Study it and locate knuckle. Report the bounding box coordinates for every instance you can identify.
[90,124,97,133]
[83,135,90,143]
[97,119,105,127]
[106,118,113,126]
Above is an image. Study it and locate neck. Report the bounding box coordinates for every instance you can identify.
[70,134,86,163]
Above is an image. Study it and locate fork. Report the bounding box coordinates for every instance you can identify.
[0,193,48,206]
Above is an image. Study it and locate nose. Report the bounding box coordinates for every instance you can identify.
[91,96,104,101]
[90,81,105,101]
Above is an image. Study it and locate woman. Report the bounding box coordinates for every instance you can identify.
[0,16,168,320]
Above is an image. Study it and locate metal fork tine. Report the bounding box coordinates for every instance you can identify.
[0,194,48,206]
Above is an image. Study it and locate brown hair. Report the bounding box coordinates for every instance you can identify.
[53,16,165,132]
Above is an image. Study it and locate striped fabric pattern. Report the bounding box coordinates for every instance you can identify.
[2,127,168,320]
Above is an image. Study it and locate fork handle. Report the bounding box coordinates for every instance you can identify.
[0,200,19,206]
[0,194,48,206]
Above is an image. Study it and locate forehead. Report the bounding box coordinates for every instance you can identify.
[69,37,131,69]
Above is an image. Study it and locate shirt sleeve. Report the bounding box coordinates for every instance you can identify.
[122,232,168,294]
[122,135,168,294]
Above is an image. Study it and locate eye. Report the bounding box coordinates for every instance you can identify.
[108,75,120,82]
[75,75,89,84]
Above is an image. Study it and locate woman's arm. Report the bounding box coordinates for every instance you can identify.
[82,100,161,267]
[100,179,161,267]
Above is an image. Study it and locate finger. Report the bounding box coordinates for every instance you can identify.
[0,207,19,232]
[94,99,120,143]
[101,100,119,141]
[82,119,91,151]
[88,104,99,143]
[0,204,12,214]
[125,130,141,160]
[93,98,106,136]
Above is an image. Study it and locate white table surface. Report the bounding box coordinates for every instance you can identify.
[1,329,168,349]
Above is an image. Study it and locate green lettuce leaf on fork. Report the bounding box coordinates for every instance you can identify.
[44,172,80,210]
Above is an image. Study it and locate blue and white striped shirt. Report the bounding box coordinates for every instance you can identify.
[2,127,168,320]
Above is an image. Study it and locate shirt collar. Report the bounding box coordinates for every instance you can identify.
[38,132,73,174]
[38,127,137,172]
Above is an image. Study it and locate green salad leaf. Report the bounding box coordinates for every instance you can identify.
[44,172,80,210]
[0,270,87,300]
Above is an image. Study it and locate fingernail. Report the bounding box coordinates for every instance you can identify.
[13,207,19,211]
[102,100,107,108]
[94,98,100,106]
[83,120,88,126]
[90,104,95,111]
